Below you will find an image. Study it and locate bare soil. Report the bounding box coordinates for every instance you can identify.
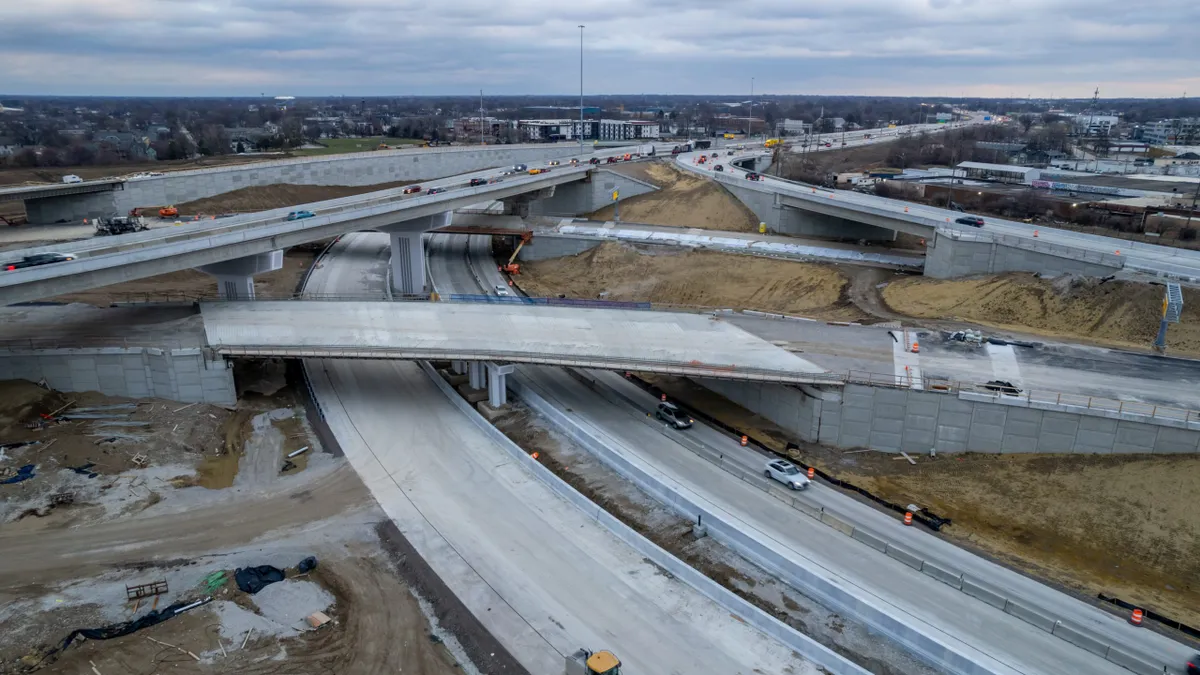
[637,372,1200,631]
[48,245,321,305]
[0,376,473,675]
[516,241,868,320]
[176,181,416,215]
[587,162,760,232]
[882,272,1200,357]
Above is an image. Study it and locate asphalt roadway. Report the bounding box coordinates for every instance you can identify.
[304,232,825,674]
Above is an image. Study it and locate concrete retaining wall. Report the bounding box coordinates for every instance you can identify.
[530,169,657,217]
[0,348,235,404]
[925,229,1123,279]
[698,379,1200,455]
[516,236,602,261]
[419,363,867,675]
[722,180,898,242]
[25,145,583,223]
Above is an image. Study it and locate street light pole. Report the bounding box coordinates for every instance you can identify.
[579,25,585,154]
[748,77,755,141]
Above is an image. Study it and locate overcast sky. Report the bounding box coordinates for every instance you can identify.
[2,0,1197,98]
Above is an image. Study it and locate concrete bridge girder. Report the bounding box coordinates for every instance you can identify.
[777,194,933,239]
[501,186,557,217]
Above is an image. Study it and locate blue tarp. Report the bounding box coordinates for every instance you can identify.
[0,464,35,484]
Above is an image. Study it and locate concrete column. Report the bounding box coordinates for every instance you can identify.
[468,361,486,390]
[197,250,284,300]
[389,231,425,296]
[451,360,467,375]
[485,362,515,407]
[380,212,452,296]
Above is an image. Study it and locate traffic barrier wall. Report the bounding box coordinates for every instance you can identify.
[422,363,868,675]
[0,347,234,404]
[1051,621,1111,657]
[919,560,964,590]
[885,544,925,572]
[510,374,997,675]
[850,528,889,554]
[961,577,1009,611]
[515,236,601,261]
[1003,599,1058,633]
[926,228,1123,279]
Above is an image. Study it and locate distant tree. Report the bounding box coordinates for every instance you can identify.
[1018,114,1035,134]
[235,141,246,154]
[66,143,96,165]
[11,147,38,167]
[1181,227,1197,242]
[197,124,230,156]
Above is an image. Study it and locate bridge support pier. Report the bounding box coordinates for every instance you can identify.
[197,250,283,300]
[485,362,515,407]
[381,212,452,296]
[451,360,468,375]
[468,361,486,390]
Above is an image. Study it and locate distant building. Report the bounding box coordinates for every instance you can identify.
[454,116,514,141]
[1075,114,1119,137]
[518,118,660,142]
[775,119,812,136]
[1144,118,1200,146]
[519,119,575,142]
[956,161,1041,184]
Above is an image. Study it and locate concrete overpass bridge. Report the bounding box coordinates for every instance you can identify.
[683,147,1200,283]
[0,152,660,305]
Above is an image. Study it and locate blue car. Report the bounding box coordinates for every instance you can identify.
[286,210,315,221]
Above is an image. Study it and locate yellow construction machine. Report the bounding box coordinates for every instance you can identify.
[565,648,621,675]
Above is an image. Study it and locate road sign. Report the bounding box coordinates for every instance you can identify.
[612,190,619,201]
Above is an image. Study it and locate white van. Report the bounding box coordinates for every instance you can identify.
[61,175,83,184]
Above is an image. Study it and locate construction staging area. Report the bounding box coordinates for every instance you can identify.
[3,134,1200,675]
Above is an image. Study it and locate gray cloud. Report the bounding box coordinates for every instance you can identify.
[1,0,1197,96]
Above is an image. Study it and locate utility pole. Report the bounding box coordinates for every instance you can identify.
[579,25,585,154]
[479,90,485,145]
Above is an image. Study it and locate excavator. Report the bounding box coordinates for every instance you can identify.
[565,648,621,675]
[129,206,179,218]
[498,231,532,275]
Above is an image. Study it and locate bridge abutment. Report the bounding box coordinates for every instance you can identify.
[197,250,284,300]
[25,192,118,224]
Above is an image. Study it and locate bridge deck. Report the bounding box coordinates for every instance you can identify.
[200,301,831,383]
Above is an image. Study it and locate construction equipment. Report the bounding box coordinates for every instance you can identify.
[158,205,178,218]
[500,231,532,275]
[565,648,621,675]
[94,216,149,236]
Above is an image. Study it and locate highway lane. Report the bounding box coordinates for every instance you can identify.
[513,364,1142,675]
[583,368,1195,669]
[305,233,827,674]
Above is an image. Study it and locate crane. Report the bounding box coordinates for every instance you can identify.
[499,231,533,275]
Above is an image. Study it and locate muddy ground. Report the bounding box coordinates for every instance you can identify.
[48,244,322,305]
[636,372,1200,632]
[516,241,869,321]
[485,391,938,675]
[0,378,474,675]
[588,162,760,232]
[176,181,417,215]
[882,272,1200,358]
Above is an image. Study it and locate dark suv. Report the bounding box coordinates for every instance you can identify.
[4,252,76,271]
[955,216,985,227]
[468,177,488,187]
[655,402,693,429]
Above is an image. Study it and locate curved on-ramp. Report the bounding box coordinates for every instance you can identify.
[301,233,838,674]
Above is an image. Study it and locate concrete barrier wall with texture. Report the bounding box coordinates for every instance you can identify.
[516,236,602,261]
[925,229,1123,279]
[529,169,657,217]
[115,145,583,213]
[697,380,1200,455]
[0,348,235,405]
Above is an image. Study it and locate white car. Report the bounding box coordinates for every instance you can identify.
[494,285,510,297]
[765,460,810,490]
[61,174,83,184]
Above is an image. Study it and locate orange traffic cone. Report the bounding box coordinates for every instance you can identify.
[1130,609,1143,626]
[904,512,913,526]
[807,467,815,479]
[911,342,920,353]
[740,435,748,447]
[531,452,540,460]
[1033,230,1039,237]
[661,393,667,402]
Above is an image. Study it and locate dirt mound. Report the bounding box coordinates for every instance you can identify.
[587,162,759,232]
[881,272,1200,355]
[518,242,866,320]
[177,181,415,214]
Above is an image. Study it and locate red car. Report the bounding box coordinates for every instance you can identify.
[745,172,762,181]
[403,185,422,194]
